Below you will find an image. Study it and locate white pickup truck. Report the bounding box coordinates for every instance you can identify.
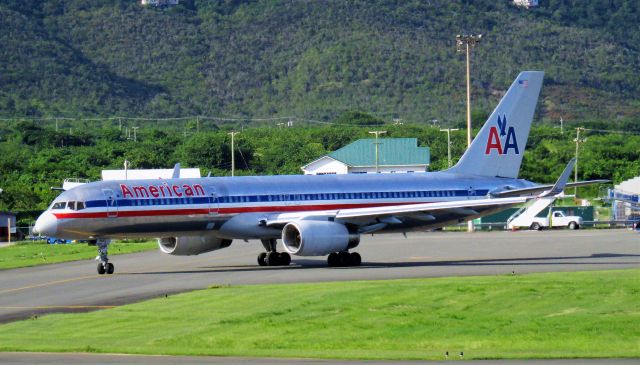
[528,211,583,230]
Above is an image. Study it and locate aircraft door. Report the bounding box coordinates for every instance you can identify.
[209,188,218,215]
[102,189,118,218]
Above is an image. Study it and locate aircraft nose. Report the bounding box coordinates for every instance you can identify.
[34,211,57,237]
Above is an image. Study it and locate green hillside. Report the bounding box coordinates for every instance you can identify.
[1,0,639,123]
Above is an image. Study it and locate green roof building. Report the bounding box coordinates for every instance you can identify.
[302,138,430,175]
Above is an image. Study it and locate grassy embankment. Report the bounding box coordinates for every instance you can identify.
[0,269,637,360]
[0,240,157,270]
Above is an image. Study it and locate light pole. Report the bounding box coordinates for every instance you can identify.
[574,128,586,198]
[456,34,482,148]
[440,128,460,167]
[457,33,482,233]
[369,131,387,173]
[228,131,239,177]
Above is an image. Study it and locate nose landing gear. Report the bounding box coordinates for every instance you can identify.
[95,240,115,275]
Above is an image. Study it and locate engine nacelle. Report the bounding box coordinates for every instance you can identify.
[158,235,232,256]
[282,220,359,256]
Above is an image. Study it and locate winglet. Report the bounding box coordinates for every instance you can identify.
[539,158,575,197]
[172,163,181,179]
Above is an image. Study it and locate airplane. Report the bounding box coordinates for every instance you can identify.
[33,71,607,275]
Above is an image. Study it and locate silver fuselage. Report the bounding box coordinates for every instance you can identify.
[35,171,537,240]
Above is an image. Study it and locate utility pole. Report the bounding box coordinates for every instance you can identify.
[560,117,564,135]
[368,130,387,173]
[55,118,59,132]
[132,126,139,142]
[228,131,239,177]
[456,33,482,233]
[440,128,460,167]
[574,128,586,198]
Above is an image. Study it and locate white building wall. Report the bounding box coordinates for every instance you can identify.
[302,157,349,175]
[304,158,428,175]
[513,0,538,8]
[102,168,201,180]
[141,0,179,6]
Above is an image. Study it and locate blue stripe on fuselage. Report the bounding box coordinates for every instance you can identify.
[81,188,491,209]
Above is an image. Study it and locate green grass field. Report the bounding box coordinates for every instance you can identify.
[0,269,637,360]
[0,240,157,270]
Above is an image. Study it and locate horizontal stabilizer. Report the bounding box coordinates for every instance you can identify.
[494,179,610,198]
[539,158,575,197]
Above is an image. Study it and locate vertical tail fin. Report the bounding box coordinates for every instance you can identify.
[447,71,544,178]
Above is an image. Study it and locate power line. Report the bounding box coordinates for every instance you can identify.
[582,128,640,136]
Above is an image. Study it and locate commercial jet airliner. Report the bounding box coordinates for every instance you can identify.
[34,71,606,274]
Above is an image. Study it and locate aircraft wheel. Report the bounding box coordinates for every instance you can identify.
[327,252,339,267]
[530,222,541,231]
[279,252,291,266]
[349,252,361,266]
[97,263,106,275]
[106,263,115,275]
[257,252,267,266]
[338,252,351,267]
[265,251,280,266]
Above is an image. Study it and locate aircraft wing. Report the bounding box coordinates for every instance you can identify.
[266,196,528,227]
[335,196,527,219]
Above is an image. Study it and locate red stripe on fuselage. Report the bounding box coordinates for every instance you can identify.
[51,202,422,219]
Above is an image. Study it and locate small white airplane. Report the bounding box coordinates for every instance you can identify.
[34,71,607,274]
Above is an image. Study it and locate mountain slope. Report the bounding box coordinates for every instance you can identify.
[0,0,638,122]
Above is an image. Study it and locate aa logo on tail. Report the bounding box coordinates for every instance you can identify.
[485,115,519,155]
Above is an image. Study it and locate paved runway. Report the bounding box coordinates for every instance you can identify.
[0,352,637,365]
[0,229,638,323]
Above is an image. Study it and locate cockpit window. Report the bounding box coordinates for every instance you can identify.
[51,201,85,210]
[67,201,85,210]
[52,202,66,210]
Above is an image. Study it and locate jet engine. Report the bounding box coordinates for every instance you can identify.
[282,220,359,256]
[158,235,232,256]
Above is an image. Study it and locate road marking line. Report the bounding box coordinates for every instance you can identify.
[0,275,99,295]
[0,305,116,310]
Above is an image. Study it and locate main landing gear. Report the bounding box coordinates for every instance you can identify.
[327,251,361,267]
[95,240,115,275]
[257,239,291,266]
